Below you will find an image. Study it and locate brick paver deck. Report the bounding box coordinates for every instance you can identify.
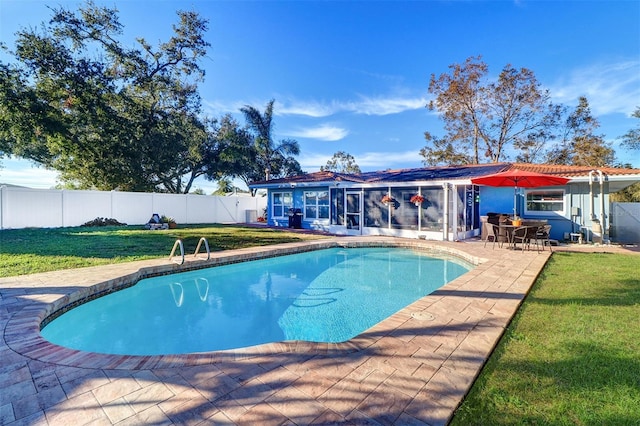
[1,237,636,425]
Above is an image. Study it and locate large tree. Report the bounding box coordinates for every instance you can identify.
[320,151,361,174]
[424,56,561,165]
[239,99,302,182]
[0,1,217,193]
[544,96,615,167]
[620,106,640,151]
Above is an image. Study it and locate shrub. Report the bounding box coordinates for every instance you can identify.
[81,217,126,227]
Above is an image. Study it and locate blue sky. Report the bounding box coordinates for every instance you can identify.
[1,0,639,192]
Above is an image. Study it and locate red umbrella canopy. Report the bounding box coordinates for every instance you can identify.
[471,168,571,218]
[471,168,570,188]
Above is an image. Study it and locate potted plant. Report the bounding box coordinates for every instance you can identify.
[381,194,393,205]
[410,194,424,206]
[161,215,177,229]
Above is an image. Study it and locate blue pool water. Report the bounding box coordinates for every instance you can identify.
[42,247,471,355]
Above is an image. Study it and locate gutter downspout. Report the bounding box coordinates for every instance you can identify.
[0,185,4,230]
[588,170,595,221]
[443,183,450,241]
[598,170,606,243]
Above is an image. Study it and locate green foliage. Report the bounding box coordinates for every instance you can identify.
[619,106,640,150]
[611,182,640,202]
[238,99,302,187]
[320,151,362,173]
[81,217,126,227]
[544,96,615,167]
[0,1,223,193]
[0,224,328,277]
[420,131,472,166]
[451,252,640,425]
[160,215,176,224]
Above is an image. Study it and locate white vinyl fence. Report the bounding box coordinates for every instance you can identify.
[0,186,267,229]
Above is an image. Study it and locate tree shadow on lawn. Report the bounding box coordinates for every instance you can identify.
[0,225,323,260]
[465,340,640,425]
[527,278,640,307]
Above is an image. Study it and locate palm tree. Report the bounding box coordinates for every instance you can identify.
[240,99,301,181]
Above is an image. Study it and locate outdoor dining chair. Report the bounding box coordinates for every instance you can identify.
[484,223,503,249]
[534,224,553,251]
[511,226,539,251]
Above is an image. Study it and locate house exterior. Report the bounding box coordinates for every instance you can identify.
[249,163,640,244]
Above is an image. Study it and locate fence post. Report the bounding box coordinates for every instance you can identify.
[0,185,4,230]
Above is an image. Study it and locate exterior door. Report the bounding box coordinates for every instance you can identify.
[345,191,362,235]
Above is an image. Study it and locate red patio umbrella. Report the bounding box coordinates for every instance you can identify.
[471,168,571,217]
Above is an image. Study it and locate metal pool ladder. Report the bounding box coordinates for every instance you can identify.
[194,237,211,260]
[169,239,185,264]
[169,237,210,264]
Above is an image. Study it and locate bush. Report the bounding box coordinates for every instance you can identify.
[81,217,127,227]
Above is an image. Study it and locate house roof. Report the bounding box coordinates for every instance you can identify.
[250,163,640,189]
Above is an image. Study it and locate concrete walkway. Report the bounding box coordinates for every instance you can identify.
[1,237,636,425]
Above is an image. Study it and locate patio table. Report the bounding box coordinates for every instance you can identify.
[498,224,519,249]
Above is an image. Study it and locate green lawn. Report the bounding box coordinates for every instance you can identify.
[0,224,328,277]
[451,252,640,425]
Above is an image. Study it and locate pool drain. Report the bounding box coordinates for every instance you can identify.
[411,311,435,321]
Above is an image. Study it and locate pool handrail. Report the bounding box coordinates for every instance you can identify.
[169,239,185,264]
[194,237,210,260]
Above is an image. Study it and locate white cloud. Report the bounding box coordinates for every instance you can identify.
[344,95,428,116]
[356,150,422,168]
[278,101,338,118]
[299,150,422,171]
[0,158,59,188]
[549,60,640,116]
[285,124,349,141]
[204,94,429,119]
[202,99,246,116]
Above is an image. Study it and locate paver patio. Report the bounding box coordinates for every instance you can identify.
[1,236,636,425]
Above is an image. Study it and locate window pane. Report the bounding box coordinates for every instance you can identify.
[391,188,418,229]
[273,193,282,205]
[526,190,564,212]
[421,188,444,231]
[319,206,329,219]
[305,192,316,204]
[364,188,387,228]
[305,206,317,219]
[331,188,344,225]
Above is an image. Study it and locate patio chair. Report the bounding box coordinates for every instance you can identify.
[512,226,538,251]
[484,223,503,249]
[533,224,553,251]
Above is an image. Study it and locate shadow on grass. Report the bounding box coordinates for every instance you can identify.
[526,277,640,307]
[0,224,326,260]
[453,340,640,425]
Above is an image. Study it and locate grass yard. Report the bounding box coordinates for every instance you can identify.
[0,224,328,277]
[451,252,640,425]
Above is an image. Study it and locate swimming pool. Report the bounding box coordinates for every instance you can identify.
[41,247,471,355]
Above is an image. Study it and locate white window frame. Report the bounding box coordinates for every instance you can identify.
[271,191,292,218]
[303,190,330,220]
[524,189,566,216]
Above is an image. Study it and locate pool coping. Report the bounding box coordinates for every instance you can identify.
[5,238,485,370]
[1,236,551,425]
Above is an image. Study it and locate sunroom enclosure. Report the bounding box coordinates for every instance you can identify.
[270,183,480,241]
